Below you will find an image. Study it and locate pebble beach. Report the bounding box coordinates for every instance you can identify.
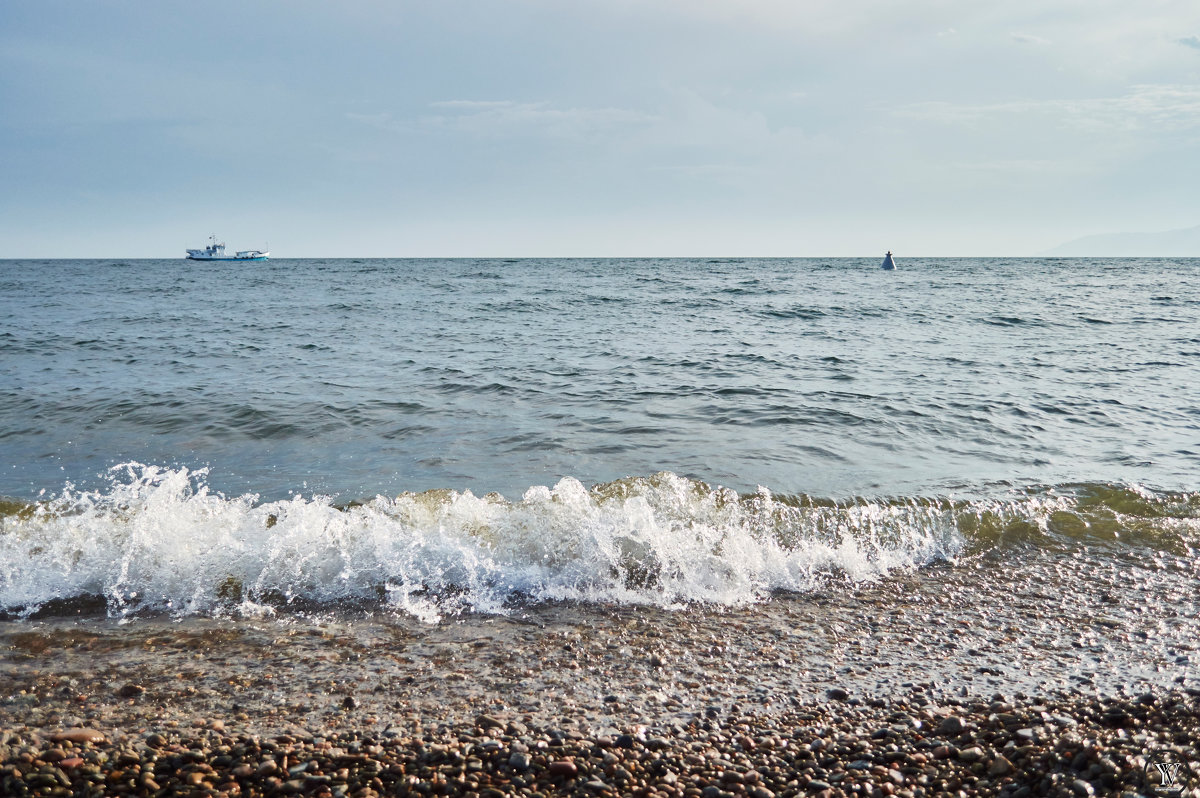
[4,540,1200,797]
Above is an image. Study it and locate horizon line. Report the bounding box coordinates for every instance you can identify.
[5,253,1199,261]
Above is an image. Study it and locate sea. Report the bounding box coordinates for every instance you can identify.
[2,256,1199,626]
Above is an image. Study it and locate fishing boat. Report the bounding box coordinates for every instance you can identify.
[186,235,269,261]
[880,251,896,270]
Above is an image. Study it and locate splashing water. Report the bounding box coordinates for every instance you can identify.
[0,464,982,620]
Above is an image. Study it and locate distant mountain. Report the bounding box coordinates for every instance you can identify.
[1043,224,1200,256]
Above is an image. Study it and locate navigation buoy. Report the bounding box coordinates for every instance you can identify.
[881,251,896,270]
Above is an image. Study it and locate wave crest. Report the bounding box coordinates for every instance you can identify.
[0,465,975,620]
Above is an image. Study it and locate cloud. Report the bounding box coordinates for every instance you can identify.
[429,100,517,111]
[1179,35,1200,50]
[896,84,1200,133]
[348,101,654,140]
[421,100,656,140]
[1010,32,1051,45]
[949,159,1092,175]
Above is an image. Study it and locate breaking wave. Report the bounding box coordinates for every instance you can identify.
[1,464,1195,621]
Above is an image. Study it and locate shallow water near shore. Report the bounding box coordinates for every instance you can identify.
[2,534,1196,741]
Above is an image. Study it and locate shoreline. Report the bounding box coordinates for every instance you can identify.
[3,544,1199,795]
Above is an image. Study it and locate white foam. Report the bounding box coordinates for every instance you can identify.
[0,464,967,620]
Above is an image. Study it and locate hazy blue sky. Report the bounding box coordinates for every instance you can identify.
[3,1,1200,257]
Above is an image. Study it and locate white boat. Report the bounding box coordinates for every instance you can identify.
[186,235,269,261]
[880,251,896,270]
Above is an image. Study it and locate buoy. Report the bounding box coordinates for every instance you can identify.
[881,251,896,270]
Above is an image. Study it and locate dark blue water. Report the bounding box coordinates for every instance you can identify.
[3,257,1198,502]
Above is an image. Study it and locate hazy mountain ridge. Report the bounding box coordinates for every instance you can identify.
[1044,224,1200,256]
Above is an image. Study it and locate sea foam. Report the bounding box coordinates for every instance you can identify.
[0,464,974,620]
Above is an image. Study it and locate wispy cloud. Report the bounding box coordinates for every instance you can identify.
[897,85,1200,132]
[950,159,1092,175]
[1179,35,1200,51]
[429,100,518,111]
[422,100,655,140]
[348,101,655,140]
[1010,32,1051,45]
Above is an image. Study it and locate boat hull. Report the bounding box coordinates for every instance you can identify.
[185,254,269,261]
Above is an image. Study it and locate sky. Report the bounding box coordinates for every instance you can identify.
[3,0,1200,257]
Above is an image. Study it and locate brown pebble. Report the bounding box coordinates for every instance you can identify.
[549,760,578,777]
[50,728,105,745]
[42,747,67,762]
[59,757,84,769]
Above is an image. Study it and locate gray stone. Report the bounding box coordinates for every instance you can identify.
[939,715,966,735]
[958,746,985,763]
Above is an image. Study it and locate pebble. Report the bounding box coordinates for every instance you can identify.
[49,728,105,744]
[939,715,966,735]
[957,746,985,762]
[988,754,1014,776]
[1,684,1199,798]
